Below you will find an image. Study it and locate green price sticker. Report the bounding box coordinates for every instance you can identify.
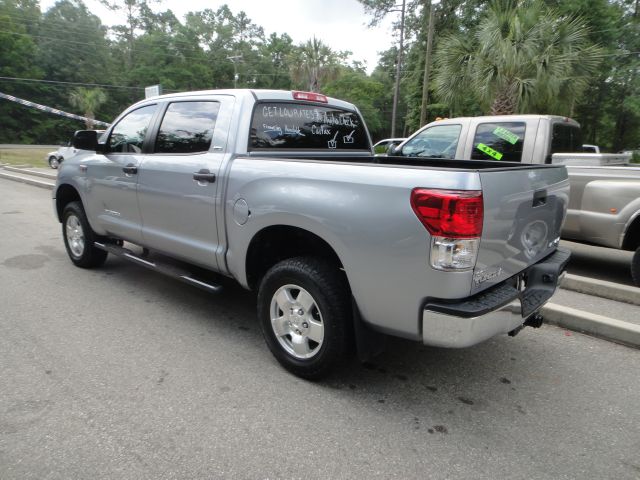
[493,126,519,145]
[477,143,503,160]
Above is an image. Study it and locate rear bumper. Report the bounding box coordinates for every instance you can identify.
[422,248,570,348]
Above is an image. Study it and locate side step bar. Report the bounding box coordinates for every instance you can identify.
[94,241,223,293]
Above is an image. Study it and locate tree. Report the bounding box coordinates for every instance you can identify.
[359,0,419,136]
[433,0,602,115]
[100,0,158,69]
[69,87,107,128]
[323,67,387,138]
[289,37,345,92]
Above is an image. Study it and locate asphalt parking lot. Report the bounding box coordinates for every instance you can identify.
[1,179,639,479]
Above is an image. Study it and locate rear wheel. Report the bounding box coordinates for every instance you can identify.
[62,201,108,268]
[631,247,640,287]
[257,257,352,379]
[48,156,59,169]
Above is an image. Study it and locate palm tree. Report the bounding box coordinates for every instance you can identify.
[289,37,341,92]
[433,0,602,115]
[69,87,108,129]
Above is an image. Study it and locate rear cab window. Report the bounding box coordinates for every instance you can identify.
[249,102,369,151]
[470,122,526,162]
[550,123,583,155]
[155,101,220,154]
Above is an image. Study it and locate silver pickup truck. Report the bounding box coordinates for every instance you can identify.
[54,90,570,378]
[392,115,640,286]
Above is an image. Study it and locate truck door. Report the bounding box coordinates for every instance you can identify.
[85,104,158,243]
[136,98,232,270]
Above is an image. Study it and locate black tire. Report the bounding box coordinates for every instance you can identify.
[632,247,640,287]
[48,156,59,169]
[257,257,352,379]
[62,201,108,268]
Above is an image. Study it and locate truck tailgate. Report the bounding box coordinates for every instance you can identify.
[472,165,569,294]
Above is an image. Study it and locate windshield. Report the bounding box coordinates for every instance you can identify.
[400,124,462,158]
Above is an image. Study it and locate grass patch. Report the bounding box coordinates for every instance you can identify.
[0,147,52,168]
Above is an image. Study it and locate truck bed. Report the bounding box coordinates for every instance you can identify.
[250,154,564,171]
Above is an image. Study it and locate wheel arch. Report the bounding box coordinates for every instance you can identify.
[55,183,82,222]
[245,225,345,291]
[622,211,640,251]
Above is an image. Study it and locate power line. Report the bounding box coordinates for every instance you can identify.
[0,27,245,68]
[0,13,268,54]
[0,28,317,79]
[0,14,108,37]
[0,76,145,90]
[0,27,111,47]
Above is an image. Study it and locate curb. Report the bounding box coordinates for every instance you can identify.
[542,303,640,349]
[560,273,640,306]
[0,171,54,189]
[1,165,57,180]
[0,163,33,168]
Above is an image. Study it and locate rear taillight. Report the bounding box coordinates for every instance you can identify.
[292,91,328,103]
[411,189,484,271]
[410,189,483,238]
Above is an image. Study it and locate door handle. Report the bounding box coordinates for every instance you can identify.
[122,164,138,175]
[193,169,216,183]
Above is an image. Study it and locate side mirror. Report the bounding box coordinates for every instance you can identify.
[73,130,98,151]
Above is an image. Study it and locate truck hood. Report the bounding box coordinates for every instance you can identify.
[471,165,569,294]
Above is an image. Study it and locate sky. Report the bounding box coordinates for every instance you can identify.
[40,0,398,74]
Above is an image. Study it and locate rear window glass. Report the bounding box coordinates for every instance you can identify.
[249,102,369,151]
[551,123,583,154]
[470,122,525,162]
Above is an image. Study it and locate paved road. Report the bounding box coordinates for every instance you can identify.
[561,240,635,287]
[1,179,639,480]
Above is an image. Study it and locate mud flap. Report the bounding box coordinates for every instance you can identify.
[352,299,387,362]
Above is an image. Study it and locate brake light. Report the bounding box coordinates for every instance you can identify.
[292,91,328,103]
[411,189,484,270]
[410,189,483,238]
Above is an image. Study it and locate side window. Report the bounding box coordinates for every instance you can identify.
[108,105,157,153]
[400,124,461,158]
[155,101,220,154]
[470,122,525,162]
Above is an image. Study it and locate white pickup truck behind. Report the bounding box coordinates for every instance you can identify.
[392,115,640,285]
[54,91,570,378]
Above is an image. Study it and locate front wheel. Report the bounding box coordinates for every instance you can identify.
[62,201,108,268]
[257,257,352,379]
[631,247,640,287]
[48,156,59,169]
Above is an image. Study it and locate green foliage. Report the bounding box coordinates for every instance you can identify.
[433,0,603,115]
[289,37,347,92]
[0,0,637,150]
[68,87,108,128]
[323,68,387,137]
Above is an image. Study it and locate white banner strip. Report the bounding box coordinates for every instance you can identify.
[0,91,110,127]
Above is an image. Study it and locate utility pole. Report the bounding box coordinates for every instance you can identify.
[420,0,435,127]
[227,54,242,88]
[391,0,406,137]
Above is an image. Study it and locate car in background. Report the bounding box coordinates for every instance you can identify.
[47,131,104,169]
[373,137,405,155]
